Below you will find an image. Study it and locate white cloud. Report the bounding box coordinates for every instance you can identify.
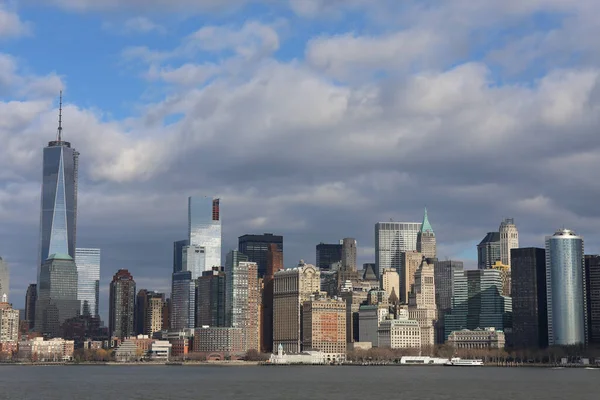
[0,5,31,38]
[103,16,165,35]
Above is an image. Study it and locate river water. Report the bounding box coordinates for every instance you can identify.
[0,365,597,399]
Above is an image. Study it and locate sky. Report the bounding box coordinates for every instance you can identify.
[2,0,600,320]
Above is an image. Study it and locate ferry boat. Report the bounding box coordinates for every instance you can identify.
[444,357,484,367]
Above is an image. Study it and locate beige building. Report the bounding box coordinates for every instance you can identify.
[146,296,164,337]
[491,261,511,297]
[273,261,320,353]
[378,311,421,349]
[194,327,244,353]
[448,327,506,349]
[380,268,400,301]
[400,251,422,304]
[408,259,438,348]
[302,297,346,361]
[0,303,19,344]
[17,337,75,361]
[499,218,519,268]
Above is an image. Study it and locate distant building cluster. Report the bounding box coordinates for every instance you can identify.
[0,98,598,363]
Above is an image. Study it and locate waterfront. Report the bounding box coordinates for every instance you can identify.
[0,365,598,399]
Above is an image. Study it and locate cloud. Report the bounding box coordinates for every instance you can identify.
[35,0,254,12]
[0,5,31,38]
[103,16,166,35]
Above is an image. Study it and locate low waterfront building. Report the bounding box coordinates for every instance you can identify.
[400,356,448,365]
[114,335,155,361]
[193,326,244,353]
[17,337,74,361]
[447,327,506,349]
[269,344,326,365]
[149,340,172,360]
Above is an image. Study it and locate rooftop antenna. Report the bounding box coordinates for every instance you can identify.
[57,91,63,141]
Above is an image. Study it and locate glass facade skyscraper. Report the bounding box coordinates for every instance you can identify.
[546,229,587,346]
[316,242,342,271]
[173,239,189,273]
[238,233,283,277]
[75,248,100,317]
[188,197,221,271]
[375,222,421,274]
[39,138,79,271]
[477,232,501,269]
[171,271,196,330]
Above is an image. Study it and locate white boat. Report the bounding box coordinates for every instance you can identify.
[444,357,484,366]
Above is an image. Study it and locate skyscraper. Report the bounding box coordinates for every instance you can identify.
[546,229,587,346]
[273,261,320,352]
[511,248,548,349]
[35,254,80,337]
[171,271,195,330]
[316,242,342,271]
[477,232,501,269]
[135,289,164,336]
[400,251,423,304]
[416,208,436,259]
[39,93,79,275]
[196,267,227,328]
[261,243,283,353]
[181,245,206,280]
[585,255,600,345]
[0,257,8,303]
[238,233,283,278]
[375,222,421,275]
[433,260,464,343]
[25,283,37,330]
[380,268,400,301]
[225,250,261,352]
[109,269,136,339]
[173,239,189,273]
[75,248,100,317]
[338,238,359,286]
[499,218,519,267]
[445,269,512,340]
[188,196,221,271]
[408,259,438,347]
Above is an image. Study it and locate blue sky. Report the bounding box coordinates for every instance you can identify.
[2,0,600,320]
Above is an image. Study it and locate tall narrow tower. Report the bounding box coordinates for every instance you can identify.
[417,208,436,259]
[499,218,519,267]
[38,92,79,279]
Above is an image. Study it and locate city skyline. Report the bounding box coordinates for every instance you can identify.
[3,1,600,324]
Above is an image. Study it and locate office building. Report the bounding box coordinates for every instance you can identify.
[444,269,512,340]
[35,254,80,337]
[238,233,283,278]
[196,267,226,328]
[173,239,189,273]
[416,208,436,259]
[135,290,164,337]
[75,248,100,317]
[362,263,378,281]
[0,302,19,344]
[261,243,283,353]
[193,326,244,353]
[0,258,8,302]
[546,229,587,346]
[377,310,421,349]
[171,271,195,330]
[225,250,261,351]
[408,259,438,347]
[109,269,136,339]
[338,238,360,286]
[302,297,346,362]
[511,248,548,349]
[25,284,37,331]
[400,251,423,304]
[181,244,206,280]
[316,242,342,271]
[491,260,511,297]
[499,218,519,267]
[38,96,79,274]
[585,255,600,345]
[358,304,390,346]
[273,261,320,353]
[380,268,400,301]
[375,222,421,275]
[477,232,501,269]
[188,196,221,271]
[433,260,464,342]
[448,327,505,349]
[340,289,368,344]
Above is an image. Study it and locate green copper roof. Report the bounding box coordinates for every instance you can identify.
[47,253,73,261]
[421,207,434,233]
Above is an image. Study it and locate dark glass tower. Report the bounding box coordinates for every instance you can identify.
[477,232,500,269]
[238,233,283,278]
[38,93,79,282]
[316,242,342,271]
[109,269,136,339]
[585,255,600,345]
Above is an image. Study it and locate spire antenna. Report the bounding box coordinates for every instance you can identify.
[57,91,63,141]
